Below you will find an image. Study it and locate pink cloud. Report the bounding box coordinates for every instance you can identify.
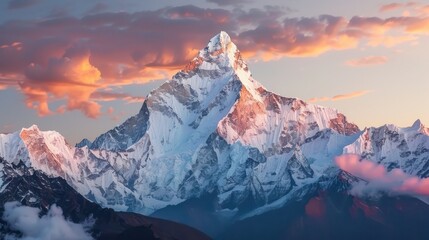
[335,154,429,198]
[332,90,371,101]
[345,56,388,67]
[0,6,239,117]
[105,106,123,121]
[207,0,250,6]
[90,91,145,104]
[308,90,371,103]
[420,5,429,15]
[380,3,405,12]
[379,2,419,13]
[20,49,102,118]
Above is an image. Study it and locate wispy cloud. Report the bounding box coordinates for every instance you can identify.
[90,91,145,104]
[2,201,94,240]
[7,0,40,9]
[335,154,429,199]
[308,90,371,103]
[345,56,388,67]
[207,0,251,6]
[379,2,419,13]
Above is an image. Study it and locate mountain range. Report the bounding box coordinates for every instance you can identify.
[0,31,428,239]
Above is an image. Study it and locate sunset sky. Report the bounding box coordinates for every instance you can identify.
[0,0,428,144]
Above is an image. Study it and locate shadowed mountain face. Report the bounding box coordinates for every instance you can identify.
[217,173,429,240]
[0,158,210,240]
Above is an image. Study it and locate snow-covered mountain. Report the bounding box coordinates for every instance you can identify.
[0,32,428,227]
[0,157,210,240]
[343,120,429,177]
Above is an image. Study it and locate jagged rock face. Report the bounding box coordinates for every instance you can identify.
[90,103,150,151]
[1,31,366,218]
[344,120,429,177]
[76,138,92,148]
[0,158,210,240]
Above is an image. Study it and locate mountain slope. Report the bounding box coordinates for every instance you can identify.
[344,120,429,176]
[218,184,429,240]
[0,157,210,240]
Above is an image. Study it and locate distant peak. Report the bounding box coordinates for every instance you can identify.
[22,125,40,132]
[410,119,428,135]
[76,138,92,148]
[412,119,422,129]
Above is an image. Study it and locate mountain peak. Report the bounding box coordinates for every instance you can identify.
[176,31,251,81]
[409,119,429,135]
[22,124,40,132]
[412,119,422,128]
[207,31,233,53]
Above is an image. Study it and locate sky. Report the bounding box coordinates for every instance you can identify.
[0,0,428,144]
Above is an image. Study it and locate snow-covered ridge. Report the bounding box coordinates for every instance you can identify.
[0,32,426,220]
[343,119,429,177]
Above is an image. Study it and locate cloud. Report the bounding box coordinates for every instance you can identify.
[332,90,371,101]
[420,5,429,15]
[20,48,102,118]
[238,15,359,59]
[237,14,429,59]
[379,2,420,13]
[0,6,238,117]
[90,91,145,104]
[345,56,388,67]
[380,3,405,12]
[207,0,250,6]
[7,0,40,9]
[335,154,429,199]
[1,5,429,117]
[348,15,429,35]
[105,106,124,121]
[308,90,371,103]
[2,201,94,240]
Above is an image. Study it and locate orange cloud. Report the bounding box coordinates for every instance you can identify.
[367,35,417,47]
[379,2,419,13]
[90,91,145,104]
[105,106,124,121]
[380,3,404,12]
[332,90,371,101]
[21,50,102,118]
[0,5,429,118]
[419,5,429,15]
[19,86,52,116]
[335,154,429,197]
[308,90,371,103]
[345,56,388,67]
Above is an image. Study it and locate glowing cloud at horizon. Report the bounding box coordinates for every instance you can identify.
[335,154,429,199]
